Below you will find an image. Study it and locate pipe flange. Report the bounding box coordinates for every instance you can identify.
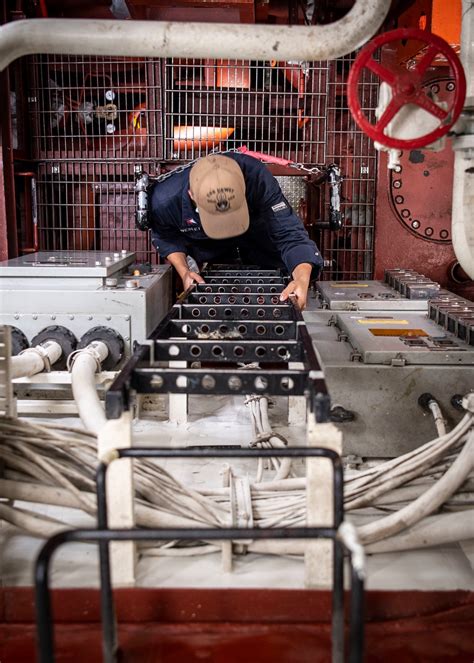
[78,326,125,370]
[31,326,77,370]
[8,326,29,356]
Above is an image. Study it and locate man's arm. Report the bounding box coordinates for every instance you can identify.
[279,262,312,310]
[166,252,205,290]
[241,157,323,310]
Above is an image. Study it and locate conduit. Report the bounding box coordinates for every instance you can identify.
[357,431,474,544]
[11,340,62,379]
[0,0,391,71]
[68,341,109,435]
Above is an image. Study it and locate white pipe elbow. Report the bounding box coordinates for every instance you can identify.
[70,341,109,435]
[0,0,391,70]
[11,340,62,379]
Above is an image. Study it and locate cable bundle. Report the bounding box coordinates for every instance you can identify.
[1,394,473,557]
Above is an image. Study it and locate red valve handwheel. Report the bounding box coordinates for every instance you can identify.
[347,28,467,150]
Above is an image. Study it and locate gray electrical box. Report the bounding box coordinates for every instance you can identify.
[0,250,172,363]
[315,280,434,311]
[335,312,474,365]
[304,305,473,457]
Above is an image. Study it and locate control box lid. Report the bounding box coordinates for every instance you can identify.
[0,251,136,277]
[316,280,429,311]
[335,312,474,365]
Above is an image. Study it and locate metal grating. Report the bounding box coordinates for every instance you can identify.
[36,161,157,263]
[0,326,15,417]
[25,54,378,278]
[163,58,329,164]
[29,55,163,161]
[315,55,379,280]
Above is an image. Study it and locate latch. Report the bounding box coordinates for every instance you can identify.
[350,351,362,362]
[390,356,406,367]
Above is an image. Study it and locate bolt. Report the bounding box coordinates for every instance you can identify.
[14,314,19,320]
[69,315,74,320]
[51,315,56,320]
[88,315,93,321]
[151,375,164,388]
[33,315,38,320]
[106,315,111,321]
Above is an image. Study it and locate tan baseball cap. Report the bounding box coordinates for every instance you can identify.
[189,155,249,239]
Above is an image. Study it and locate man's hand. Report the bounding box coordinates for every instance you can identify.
[182,270,205,291]
[279,263,312,310]
[165,252,205,291]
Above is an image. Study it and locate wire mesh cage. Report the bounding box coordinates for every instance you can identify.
[36,161,154,263]
[25,53,378,278]
[315,55,379,280]
[29,55,163,161]
[163,58,328,164]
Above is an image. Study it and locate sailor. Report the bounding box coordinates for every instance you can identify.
[148,153,323,309]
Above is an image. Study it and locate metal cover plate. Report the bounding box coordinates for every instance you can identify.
[0,251,135,277]
[336,312,474,365]
[316,281,428,311]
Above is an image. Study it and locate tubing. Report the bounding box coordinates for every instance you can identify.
[428,399,448,437]
[364,510,474,553]
[11,341,62,379]
[70,341,109,435]
[0,0,391,71]
[357,431,474,544]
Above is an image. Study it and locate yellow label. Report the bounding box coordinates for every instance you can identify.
[357,319,409,325]
[330,283,368,288]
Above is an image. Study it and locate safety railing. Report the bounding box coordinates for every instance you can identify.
[35,446,365,663]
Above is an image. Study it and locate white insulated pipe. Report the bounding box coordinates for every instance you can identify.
[452,0,474,279]
[0,0,391,71]
[10,341,62,379]
[70,341,109,435]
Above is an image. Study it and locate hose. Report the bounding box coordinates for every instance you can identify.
[11,340,62,379]
[69,341,109,434]
[357,431,474,544]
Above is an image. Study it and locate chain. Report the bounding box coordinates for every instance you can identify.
[290,163,324,175]
[149,147,241,184]
[148,147,324,184]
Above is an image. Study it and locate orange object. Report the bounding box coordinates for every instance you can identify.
[431,0,461,52]
[216,60,250,89]
[173,126,235,152]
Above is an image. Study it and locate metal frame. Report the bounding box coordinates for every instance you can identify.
[105,266,329,421]
[19,53,378,278]
[34,446,365,663]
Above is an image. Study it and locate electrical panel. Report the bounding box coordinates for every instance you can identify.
[0,250,172,362]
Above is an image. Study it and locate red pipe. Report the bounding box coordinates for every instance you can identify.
[38,0,48,17]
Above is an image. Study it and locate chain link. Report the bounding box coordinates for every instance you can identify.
[149,148,324,184]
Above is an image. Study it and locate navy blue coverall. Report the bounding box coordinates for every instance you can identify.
[149,152,323,278]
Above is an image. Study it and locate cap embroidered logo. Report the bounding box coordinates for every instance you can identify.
[189,155,249,239]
